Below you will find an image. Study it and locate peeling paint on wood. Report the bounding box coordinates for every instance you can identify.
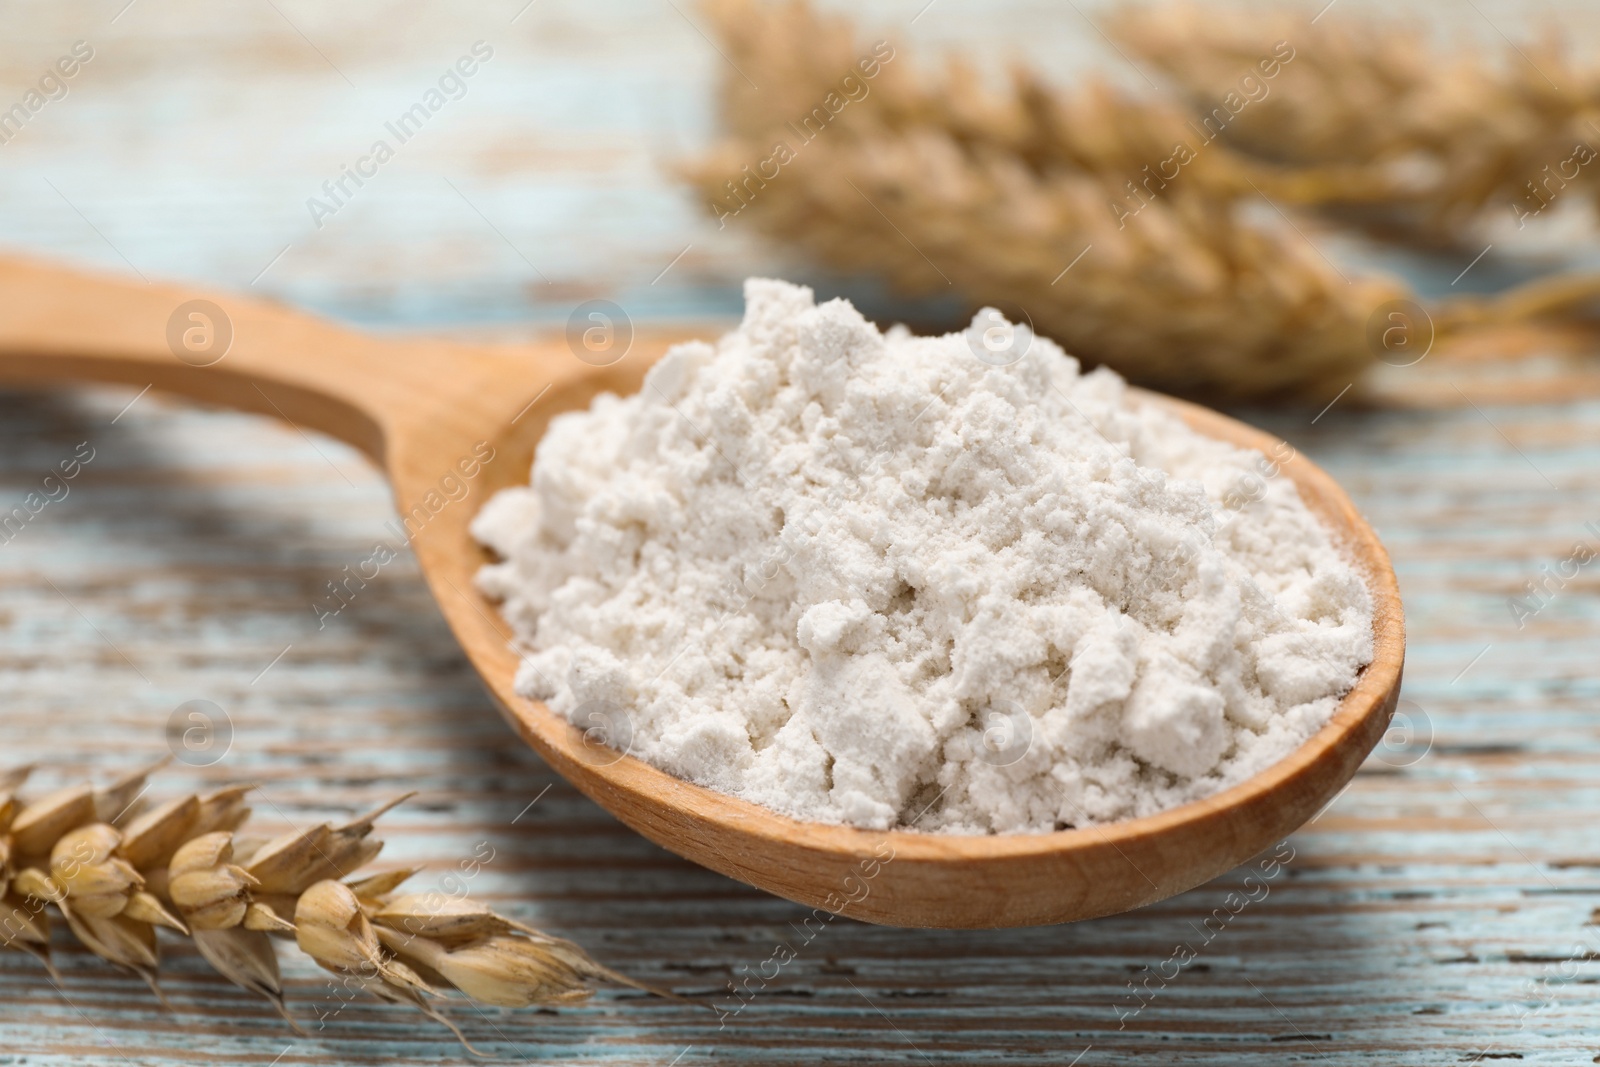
[4,372,1599,1065]
[4,0,1600,1061]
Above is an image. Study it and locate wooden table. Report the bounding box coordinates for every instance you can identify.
[4,0,1600,1062]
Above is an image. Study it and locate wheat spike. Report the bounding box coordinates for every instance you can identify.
[0,763,675,1054]
[1106,2,1600,242]
[685,0,1407,400]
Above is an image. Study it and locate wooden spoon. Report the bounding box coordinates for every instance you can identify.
[0,255,1404,928]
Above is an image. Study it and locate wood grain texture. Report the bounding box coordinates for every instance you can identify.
[0,374,1593,1063]
[2,0,1600,1060]
[0,0,1586,333]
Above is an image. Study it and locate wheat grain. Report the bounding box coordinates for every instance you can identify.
[0,760,673,1053]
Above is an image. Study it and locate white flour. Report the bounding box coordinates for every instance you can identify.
[472,280,1373,833]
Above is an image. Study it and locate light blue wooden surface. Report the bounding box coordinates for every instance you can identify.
[4,1,1600,1063]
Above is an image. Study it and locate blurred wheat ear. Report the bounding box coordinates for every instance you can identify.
[686,0,1600,400]
[1106,1,1600,244]
[0,761,681,1056]
[684,0,1411,401]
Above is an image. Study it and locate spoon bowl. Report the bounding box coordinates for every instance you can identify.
[0,256,1404,928]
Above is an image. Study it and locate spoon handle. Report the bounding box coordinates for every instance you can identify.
[0,254,573,465]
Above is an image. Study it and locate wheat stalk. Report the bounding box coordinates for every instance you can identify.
[686,0,1406,400]
[1106,2,1600,242]
[0,760,673,1055]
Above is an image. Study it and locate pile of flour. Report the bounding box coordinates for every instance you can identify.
[472,280,1373,833]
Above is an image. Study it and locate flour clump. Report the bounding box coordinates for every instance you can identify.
[472,280,1374,833]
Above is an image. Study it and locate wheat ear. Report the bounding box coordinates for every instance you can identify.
[685,0,1406,400]
[0,761,677,1055]
[1106,2,1600,242]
